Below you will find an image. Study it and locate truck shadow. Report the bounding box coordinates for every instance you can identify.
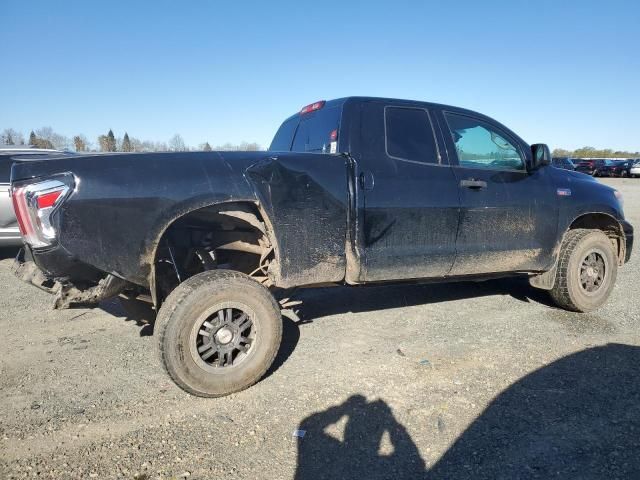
[295,343,640,479]
[294,276,556,323]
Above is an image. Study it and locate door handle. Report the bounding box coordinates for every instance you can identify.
[460,178,487,189]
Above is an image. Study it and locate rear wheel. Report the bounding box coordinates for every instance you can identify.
[156,270,282,397]
[549,229,617,312]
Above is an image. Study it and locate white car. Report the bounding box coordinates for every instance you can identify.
[630,160,640,178]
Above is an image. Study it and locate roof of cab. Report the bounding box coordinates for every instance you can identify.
[281,96,528,147]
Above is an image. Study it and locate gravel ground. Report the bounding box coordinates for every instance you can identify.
[0,178,638,479]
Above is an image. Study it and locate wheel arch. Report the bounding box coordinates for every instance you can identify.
[568,212,626,265]
[530,211,626,291]
[146,199,281,307]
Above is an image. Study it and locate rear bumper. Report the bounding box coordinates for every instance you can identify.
[14,247,129,308]
[622,220,634,263]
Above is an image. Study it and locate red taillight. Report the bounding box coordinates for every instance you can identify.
[10,175,73,248]
[37,190,63,209]
[300,100,325,115]
[11,187,33,237]
[329,129,338,141]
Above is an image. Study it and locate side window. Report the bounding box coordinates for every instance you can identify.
[444,112,525,171]
[385,107,439,164]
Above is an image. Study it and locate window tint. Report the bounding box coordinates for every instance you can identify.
[269,116,299,151]
[445,113,525,171]
[290,105,341,153]
[385,107,438,163]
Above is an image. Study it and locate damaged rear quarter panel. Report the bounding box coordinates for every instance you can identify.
[245,153,348,288]
[13,151,349,289]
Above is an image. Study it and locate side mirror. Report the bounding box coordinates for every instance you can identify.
[530,143,551,170]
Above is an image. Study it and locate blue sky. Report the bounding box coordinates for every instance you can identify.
[1,0,638,151]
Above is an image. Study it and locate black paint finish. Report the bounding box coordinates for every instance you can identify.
[10,97,633,293]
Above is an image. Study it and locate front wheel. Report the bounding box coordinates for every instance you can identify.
[156,270,282,397]
[549,229,618,312]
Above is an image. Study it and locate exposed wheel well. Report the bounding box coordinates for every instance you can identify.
[151,202,277,306]
[569,213,626,265]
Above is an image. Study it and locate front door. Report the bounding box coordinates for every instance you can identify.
[438,111,558,275]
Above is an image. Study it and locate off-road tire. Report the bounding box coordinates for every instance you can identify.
[119,296,156,323]
[155,270,282,397]
[549,229,618,312]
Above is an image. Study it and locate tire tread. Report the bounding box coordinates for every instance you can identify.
[155,270,281,397]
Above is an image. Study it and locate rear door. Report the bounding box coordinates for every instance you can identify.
[438,110,558,275]
[355,101,460,282]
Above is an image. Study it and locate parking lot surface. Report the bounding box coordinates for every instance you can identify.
[1,178,639,479]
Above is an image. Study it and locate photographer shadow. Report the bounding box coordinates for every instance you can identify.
[295,343,640,479]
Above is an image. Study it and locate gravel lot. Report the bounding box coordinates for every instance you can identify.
[0,178,638,479]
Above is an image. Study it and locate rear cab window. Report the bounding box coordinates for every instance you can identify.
[269,116,298,151]
[269,103,342,154]
[385,107,439,164]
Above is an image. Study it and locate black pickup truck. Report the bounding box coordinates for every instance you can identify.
[10,97,634,397]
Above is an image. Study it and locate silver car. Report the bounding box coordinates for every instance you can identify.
[0,147,68,247]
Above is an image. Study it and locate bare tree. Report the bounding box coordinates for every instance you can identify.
[1,128,25,145]
[214,142,262,151]
[35,127,70,150]
[168,134,187,152]
[73,135,89,152]
[199,142,212,151]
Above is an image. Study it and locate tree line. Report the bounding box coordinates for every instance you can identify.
[0,127,262,153]
[2,127,637,158]
[552,146,640,159]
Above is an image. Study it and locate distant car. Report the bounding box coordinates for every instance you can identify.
[0,147,70,247]
[575,159,607,176]
[552,157,576,170]
[630,160,640,178]
[609,160,637,177]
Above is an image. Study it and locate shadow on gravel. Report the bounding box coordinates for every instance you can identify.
[99,298,156,337]
[295,276,555,323]
[295,344,640,479]
[263,315,300,379]
[295,394,426,480]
